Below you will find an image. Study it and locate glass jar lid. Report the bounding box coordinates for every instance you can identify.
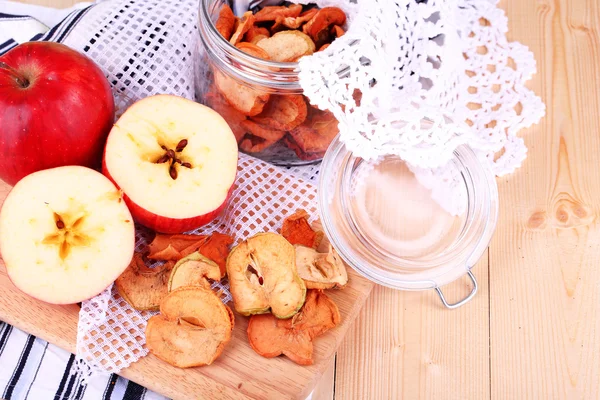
[318,136,498,303]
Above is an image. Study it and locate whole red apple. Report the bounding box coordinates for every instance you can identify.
[0,41,115,186]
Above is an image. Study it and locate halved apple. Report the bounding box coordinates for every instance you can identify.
[0,166,135,304]
[102,94,239,233]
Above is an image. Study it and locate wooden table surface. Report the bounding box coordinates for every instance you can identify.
[10,0,600,398]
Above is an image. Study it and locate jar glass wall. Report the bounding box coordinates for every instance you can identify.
[319,137,498,292]
[194,0,341,166]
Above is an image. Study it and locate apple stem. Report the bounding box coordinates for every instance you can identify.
[0,62,29,88]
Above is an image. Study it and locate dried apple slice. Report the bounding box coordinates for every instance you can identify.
[303,7,346,47]
[283,135,326,161]
[236,42,271,60]
[295,245,348,289]
[146,286,234,368]
[197,232,233,277]
[273,8,318,30]
[250,34,269,45]
[241,119,286,141]
[287,107,339,154]
[245,27,270,44]
[230,11,255,45]
[115,253,174,311]
[247,289,340,365]
[168,252,221,292]
[331,25,345,38]
[204,90,247,143]
[239,134,277,153]
[226,232,306,318]
[148,233,207,261]
[254,4,302,22]
[148,232,232,277]
[256,31,315,62]
[281,209,323,249]
[214,69,269,116]
[251,95,307,131]
[215,5,236,41]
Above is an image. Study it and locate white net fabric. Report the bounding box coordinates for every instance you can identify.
[297,0,545,176]
[54,0,543,376]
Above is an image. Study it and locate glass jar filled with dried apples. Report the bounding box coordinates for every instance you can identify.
[196,0,347,165]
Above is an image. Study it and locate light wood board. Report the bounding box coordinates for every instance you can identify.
[0,179,374,400]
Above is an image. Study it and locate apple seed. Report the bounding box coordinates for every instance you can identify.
[169,165,178,180]
[176,139,188,152]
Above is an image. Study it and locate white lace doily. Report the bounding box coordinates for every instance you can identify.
[48,0,544,377]
[298,0,545,176]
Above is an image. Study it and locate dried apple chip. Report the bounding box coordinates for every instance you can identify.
[254,4,302,22]
[197,232,233,277]
[295,245,348,289]
[247,289,340,365]
[204,90,247,143]
[168,252,221,292]
[230,11,255,45]
[214,69,269,116]
[241,119,286,141]
[115,253,174,311]
[251,95,307,131]
[227,232,306,318]
[256,31,315,62]
[281,209,323,249]
[274,8,318,30]
[148,233,207,261]
[215,4,236,41]
[239,134,277,153]
[250,34,269,45]
[331,25,345,38]
[245,26,270,44]
[287,107,339,154]
[236,42,270,60]
[283,135,326,161]
[303,7,346,46]
[146,286,234,368]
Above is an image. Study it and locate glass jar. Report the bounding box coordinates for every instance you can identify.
[319,138,498,308]
[195,0,339,166]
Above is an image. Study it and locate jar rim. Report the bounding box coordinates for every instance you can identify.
[318,136,499,290]
[198,0,303,91]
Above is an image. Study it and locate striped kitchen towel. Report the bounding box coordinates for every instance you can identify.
[0,3,167,399]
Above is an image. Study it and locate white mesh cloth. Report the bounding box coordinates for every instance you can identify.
[54,0,544,376]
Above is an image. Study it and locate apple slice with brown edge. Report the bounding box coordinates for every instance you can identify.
[146,286,235,368]
[115,253,174,311]
[168,252,221,292]
[226,232,306,318]
[0,166,135,304]
[247,289,341,365]
[294,245,348,289]
[102,94,239,234]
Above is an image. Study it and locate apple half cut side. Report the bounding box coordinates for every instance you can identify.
[102,94,239,234]
[0,166,135,305]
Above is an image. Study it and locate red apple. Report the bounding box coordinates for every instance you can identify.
[0,166,135,304]
[102,94,238,233]
[0,41,115,186]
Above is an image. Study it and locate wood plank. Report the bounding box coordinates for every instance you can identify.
[335,255,490,399]
[489,0,600,398]
[0,175,373,399]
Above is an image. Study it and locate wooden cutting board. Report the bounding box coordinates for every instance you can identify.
[0,180,374,400]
